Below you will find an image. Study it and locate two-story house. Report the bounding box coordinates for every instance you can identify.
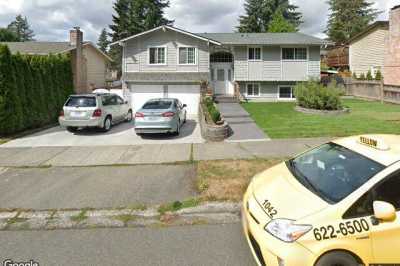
[112,25,326,115]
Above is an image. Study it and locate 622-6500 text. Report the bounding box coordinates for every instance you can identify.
[313,218,370,241]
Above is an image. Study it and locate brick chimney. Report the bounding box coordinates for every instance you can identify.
[70,27,85,93]
[384,6,400,86]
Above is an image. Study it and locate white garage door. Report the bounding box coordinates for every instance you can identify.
[129,84,200,115]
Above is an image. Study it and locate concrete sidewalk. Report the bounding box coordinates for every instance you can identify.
[0,138,330,167]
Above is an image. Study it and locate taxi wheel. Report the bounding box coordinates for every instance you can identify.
[315,251,360,266]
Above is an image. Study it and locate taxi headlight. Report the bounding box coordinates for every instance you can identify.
[265,219,312,243]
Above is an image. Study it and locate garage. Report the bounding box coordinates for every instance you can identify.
[129,83,200,115]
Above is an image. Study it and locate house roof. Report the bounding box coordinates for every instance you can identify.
[197,32,328,45]
[110,25,221,46]
[348,21,389,44]
[0,41,113,61]
[124,72,209,83]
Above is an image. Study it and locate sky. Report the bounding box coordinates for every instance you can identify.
[0,0,399,43]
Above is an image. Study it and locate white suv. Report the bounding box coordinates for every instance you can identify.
[59,93,132,132]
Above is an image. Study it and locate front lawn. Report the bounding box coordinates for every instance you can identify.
[242,99,400,139]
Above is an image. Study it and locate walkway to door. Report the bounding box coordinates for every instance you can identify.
[217,102,269,142]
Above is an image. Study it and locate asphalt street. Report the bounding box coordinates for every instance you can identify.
[0,165,197,210]
[0,223,256,266]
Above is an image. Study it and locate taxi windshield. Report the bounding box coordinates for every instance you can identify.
[287,143,385,204]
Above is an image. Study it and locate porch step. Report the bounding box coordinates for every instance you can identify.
[215,95,239,103]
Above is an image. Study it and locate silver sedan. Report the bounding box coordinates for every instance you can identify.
[134,98,187,135]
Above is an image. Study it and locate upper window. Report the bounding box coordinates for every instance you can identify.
[248,47,261,61]
[343,172,400,219]
[179,47,196,65]
[287,143,385,204]
[282,48,307,60]
[211,52,233,63]
[149,47,166,65]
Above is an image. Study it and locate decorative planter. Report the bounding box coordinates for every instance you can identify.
[295,105,350,116]
[198,104,230,142]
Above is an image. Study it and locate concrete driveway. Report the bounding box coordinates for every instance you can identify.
[2,117,204,147]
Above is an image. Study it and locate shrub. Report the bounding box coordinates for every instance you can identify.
[359,73,366,80]
[203,97,221,124]
[352,72,358,79]
[366,70,373,80]
[375,70,382,81]
[294,80,343,110]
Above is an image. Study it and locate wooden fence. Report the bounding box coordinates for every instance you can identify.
[344,79,400,104]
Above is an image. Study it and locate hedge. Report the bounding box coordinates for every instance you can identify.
[203,97,221,124]
[0,44,74,135]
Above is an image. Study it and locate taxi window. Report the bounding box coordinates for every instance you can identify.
[344,173,400,219]
[287,143,385,204]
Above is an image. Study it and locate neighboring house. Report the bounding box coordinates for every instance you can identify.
[112,25,326,115]
[349,21,389,78]
[1,27,113,94]
[384,5,400,86]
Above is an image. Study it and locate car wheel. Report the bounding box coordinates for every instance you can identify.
[315,251,359,266]
[125,110,133,122]
[66,127,78,133]
[103,116,112,132]
[174,120,181,136]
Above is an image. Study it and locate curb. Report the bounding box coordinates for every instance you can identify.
[0,202,241,231]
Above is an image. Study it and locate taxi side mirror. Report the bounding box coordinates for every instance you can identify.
[373,201,396,222]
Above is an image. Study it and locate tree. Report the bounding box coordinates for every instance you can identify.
[237,0,302,32]
[109,0,173,71]
[97,28,110,53]
[268,8,296,33]
[0,28,19,42]
[326,0,381,44]
[375,70,382,81]
[7,14,35,42]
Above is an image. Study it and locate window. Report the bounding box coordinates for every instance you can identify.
[142,100,173,110]
[179,47,196,65]
[66,96,96,107]
[149,47,166,65]
[247,83,260,97]
[217,69,225,81]
[279,86,296,99]
[287,143,385,204]
[344,173,400,219]
[211,52,233,63]
[248,47,261,60]
[210,69,215,81]
[116,96,124,104]
[228,69,232,81]
[282,48,307,60]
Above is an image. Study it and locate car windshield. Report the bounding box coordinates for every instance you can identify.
[287,143,385,204]
[142,100,173,110]
[66,96,96,107]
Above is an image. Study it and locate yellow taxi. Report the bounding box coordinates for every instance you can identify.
[242,135,400,266]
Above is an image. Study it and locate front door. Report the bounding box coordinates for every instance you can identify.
[211,63,233,95]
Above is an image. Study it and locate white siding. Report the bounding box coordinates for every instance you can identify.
[124,29,210,73]
[234,45,320,81]
[350,27,389,76]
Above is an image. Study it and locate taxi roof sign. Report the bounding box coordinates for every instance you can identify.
[358,136,390,151]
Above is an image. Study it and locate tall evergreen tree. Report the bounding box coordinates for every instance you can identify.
[109,0,173,71]
[7,15,35,41]
[268,8,296,33]
[97,28,110,53]
[237,0,302,32]
[326,0,381,44]
[0,28,19,42]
